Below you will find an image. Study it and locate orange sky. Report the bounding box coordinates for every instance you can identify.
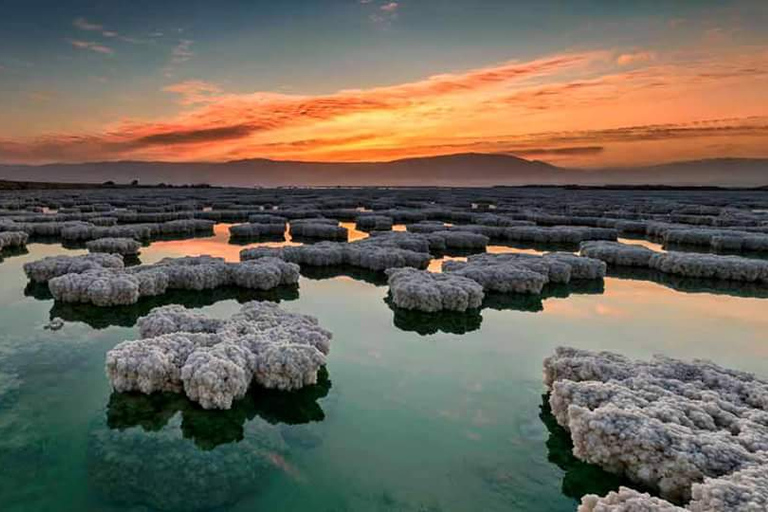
[1,41,767,167]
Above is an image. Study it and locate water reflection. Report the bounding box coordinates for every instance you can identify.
[24,285,299,329]
[88,416,281,512]
[607,267,768,299]
[106,367,331,450]
[385,281,606,335]
[0,246,29,262]
[538,394,634,502]
[385,296,484,335]
[300,265,388,286]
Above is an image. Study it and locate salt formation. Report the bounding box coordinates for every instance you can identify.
[344,242,431,271]
[356,214,394,231]
[23,253,125,283]
[386,267,484,312]
[442,253,605,294]
[544,347,768,510]
[503,226,618,244]
[430,230,489,250]
[241,243,346,266]
[648,252,768,283]
[661,228,768,253]
[579,466,768,511]
[289,219,348,240]
[581,242,768,284]
[85,237,142,256]
[580,241,656,267]
[247,214,288,224]
[443,258,549,294]
[26,253,299,306]
[106,301,332,409]
[44,317,65,331]
[229,222,285,238]
[0,231,28,250]
[367,231,439,253]
[241,238,431,272]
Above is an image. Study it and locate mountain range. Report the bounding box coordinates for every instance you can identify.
[0,154,766,188]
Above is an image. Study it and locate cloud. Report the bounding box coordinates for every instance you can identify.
[617,51,656,66]
[380,2,399,12]
[134,125,256,146]
[68,40,114,55]
[171,39,194,64]
[510,146,604,156]
[72,16,146,44]
[73,17,103,31]
[163,80,222,105]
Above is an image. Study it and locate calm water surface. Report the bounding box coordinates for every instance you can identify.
[1,224,767,512]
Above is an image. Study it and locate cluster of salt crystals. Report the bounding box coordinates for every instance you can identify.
[55,219,214,242]
[240,236,433,272]
[228,222,286,238]
[24,254,299,306]
[355,214,394,231]
[85,237,142,256]
[580,241,656,267]
[662,228,768,252]
[579,465,768,511]
[580,241,768,283]
[289,218,348,240]
[543,347,768,511]
[23,253,125,283]
[385,267,484,312]
[648,252,768,283]
[441,252,606,295]
[0,231,28,250]
[501,226,618,244]
[106,301,332,409]
[247,213,288,224]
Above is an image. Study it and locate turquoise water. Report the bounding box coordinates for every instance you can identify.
[1,227,767,511]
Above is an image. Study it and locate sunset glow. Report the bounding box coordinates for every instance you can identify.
[1,1,767,168]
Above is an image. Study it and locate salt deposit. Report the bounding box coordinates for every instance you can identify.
[106,301,332,409]
[386,267,484,312]
[0,231,29,250]
[580,241,656,267]
[23,253,125,283]
[85,237,142,256]
[544,347,768,506]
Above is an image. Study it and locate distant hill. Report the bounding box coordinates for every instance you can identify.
[0,154,765,187]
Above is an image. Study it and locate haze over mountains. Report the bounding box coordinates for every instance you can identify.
[0,153,765,188]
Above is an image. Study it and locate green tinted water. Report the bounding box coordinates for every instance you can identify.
[1,229,767,512]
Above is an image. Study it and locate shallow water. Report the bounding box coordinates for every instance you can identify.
[1,229,767,512]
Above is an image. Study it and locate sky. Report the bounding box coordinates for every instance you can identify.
[0,0,767,168]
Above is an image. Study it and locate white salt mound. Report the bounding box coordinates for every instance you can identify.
[106,301,332,409]
[23,253,125,283]
[580,241,656,267]
[85,237,141,256]
[29,254,298,306]
[0,231,29,250]
[545,347,768,510]
[648,252,768,283]
[386,267,484,312]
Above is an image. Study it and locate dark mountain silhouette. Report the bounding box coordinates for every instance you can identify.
[0,154,765,187]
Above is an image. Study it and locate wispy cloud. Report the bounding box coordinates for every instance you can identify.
[617,51,656,66]
[73,16,145,44]
[380,2,399,13]
[73,17,103,31]
[68,40,114,55]
[171,39,194,64]
[368,0,400,25]
[163,80,222,105]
